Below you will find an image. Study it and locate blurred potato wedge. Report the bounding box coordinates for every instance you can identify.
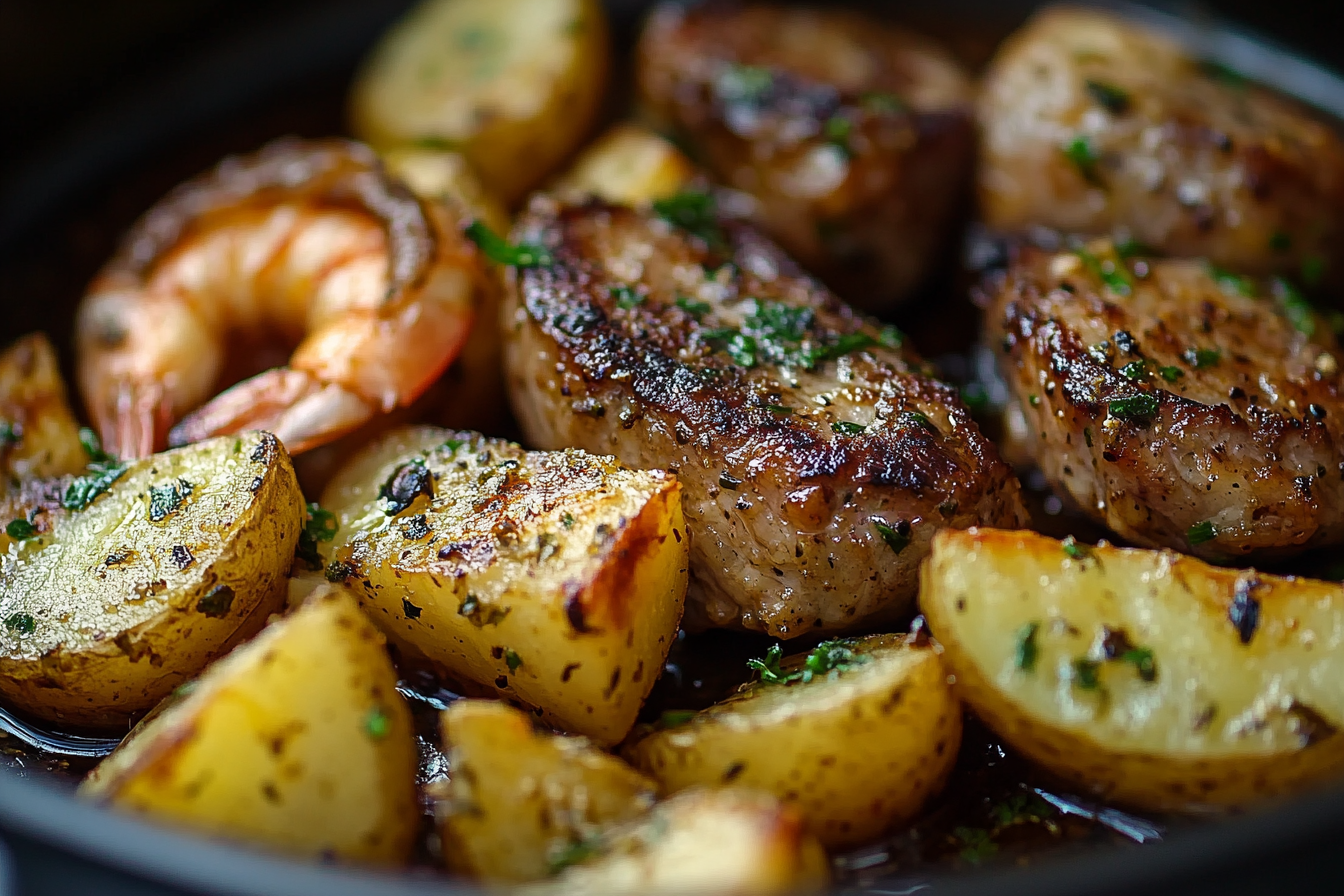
[518,787,829,896]
[623,633,960,848]
[350,0,610,205]
[81,585,419,864]
[0,432,303,727]
[381,147,510,235]
[438,699,658,882]
[921,527,1344,811]
[319,426,687,745]
[551,123,696,206]
[0,333,89,492]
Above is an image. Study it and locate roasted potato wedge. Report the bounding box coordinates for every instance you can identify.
[81,585,419,864]
[0,432,303,727]
[518,787,829,896]
[0,333,88,491]
[319,426,687,745]
[439,699,658,882]
[551,123,696,206]
[623,633,960,849]
[921,527,1344,811]
[381,147,510,235]
[350,0,610,206]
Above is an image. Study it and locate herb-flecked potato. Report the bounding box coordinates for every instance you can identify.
[518,787,829,896]
[0,432,303,727]
[350,0,610,206]
[81,585,419,864]
[438,699,658,883]
[0,333,89,492]
[921,527,1344,811]
[319,426,687,745]
[623,633,960,849]
[551,123,697,206]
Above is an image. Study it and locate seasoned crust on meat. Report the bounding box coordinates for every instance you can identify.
[502,195,1025,637]
[977,6,1344,289]
[637,1,974,313]
[985,240,1344,560]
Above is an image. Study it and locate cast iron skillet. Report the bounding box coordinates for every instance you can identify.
[3,1,1344,893]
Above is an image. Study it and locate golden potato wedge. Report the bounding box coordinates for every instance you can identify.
[350,0,610,206]
[319,426,687,745]
[623,633,960,848]
[0,432,303,727]
[439,699,657,882]
[550,123,696,206]
[381,147,510,235]
[0,333,88,491]
[921,527,1344,811]
[81,585,419,864]
[518,787,829,896]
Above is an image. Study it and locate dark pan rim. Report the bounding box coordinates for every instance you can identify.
[3,1,1344,894]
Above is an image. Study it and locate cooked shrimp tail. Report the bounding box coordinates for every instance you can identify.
[76,138,480,458]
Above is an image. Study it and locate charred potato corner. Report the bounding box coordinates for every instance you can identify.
[5,0,1344,890]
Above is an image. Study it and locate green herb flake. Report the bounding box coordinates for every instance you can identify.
[1114,238,1152,259]
[715,64,774,105]
[464,220,553,268]
[878,325,906,349]
[954,826,998,865]
[1075,246,1131,295]
[747,643,789,684]
[148,478,194,522]
[1202,60,1248,89]
[547,838,600,874]
[861,91,905,114]
[609,284,644,309]
[297,501,338,572]
[1207,264,1256,297]
[561,512,576,529]
[799,638,870,683]
[658,709,697,729]
[1028,394,1041,407]
[1062,135,1102,185]
[1271,276,1318,337]
[1107,393,1159,424]
[899,410,937,433]
[63,463,128,511]
[1188,520,1218,545]
[824,115,853,154]
[79,427,115,465]
[961,383,990,412]
[1015,621,1040,672]
[504,648,522,673]
[675,295,711,317]
[364,707,390,739]
[0,421,18,447]
[1062,536,1093,561]
[1121,647,1157,682]
[1120,360,1148,381]
[1085,79,1130,113]
[765,404,793,415]
[652,191,724,247]
[873,518,911,555]
[3,612,35,634]
[1183,347,1221,369]
[5,518,36,541]
[1072,658,1103,690]
[831,421,865,435]
[990,793,1057,828]
[1158,365,1185,382]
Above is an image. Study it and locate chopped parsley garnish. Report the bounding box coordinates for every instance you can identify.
[1028,394,1041,407]
[148,478,194,522]
[1072,658,1103,690]
[824,115,853,155]
[1061,536,1093,560]
[458,593,510,627]
[747,639,870,686]
[658,709,697,729]
[1015,621,1040,672]
[675,295,711,317]
[747,643,789,683]
[79,427,115,465]
[861,90,905,114]
[561,512,576,529]
[504,648,522,673]
[1120,360,1148,381]
[1187,520,1218,545]
[1120,647,1157,681]
[3,612,35,634]
[1062,135,1102,185]
[1271,276,1318,336]
[961,383,990,412]
[954,826,998,865]
[1075,246,1131,295]
[1208,264,1256,297]
[1183,347,1221,369]
[1201,60,1248,89]
[5,518,36,541]
[609,284,644,309]
[63,463,128,511]
[765,404,792,415]
[653,191,724,247]
[715,64,774,105]
[1085,79,1130,113]
[0,421,18,447]
[464,220,552,268]
[898,410,936,433]
[989,793,1056,828]
[548,837,601,874]
[831,421,865,435]
[1114,238,1152,259]
[873,518,911,555]
[878,325,905,348]
[364,707,390,739]
[1108,393,1159,423]
[1158,365,1185,382]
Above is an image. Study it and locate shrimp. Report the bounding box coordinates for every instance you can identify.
[75,137,479,459]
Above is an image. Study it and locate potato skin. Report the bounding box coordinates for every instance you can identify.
[623,633,959,848]
[0,432,303,727]
[81,585,419,864]
[350,0,610,205]
[320,426,687,745]
[977,6,1344,288]
[921,527,1344,811]
[439,700,658,882]
[637,1,974,312]
[0,333,88,492]
[519,787,829,896]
